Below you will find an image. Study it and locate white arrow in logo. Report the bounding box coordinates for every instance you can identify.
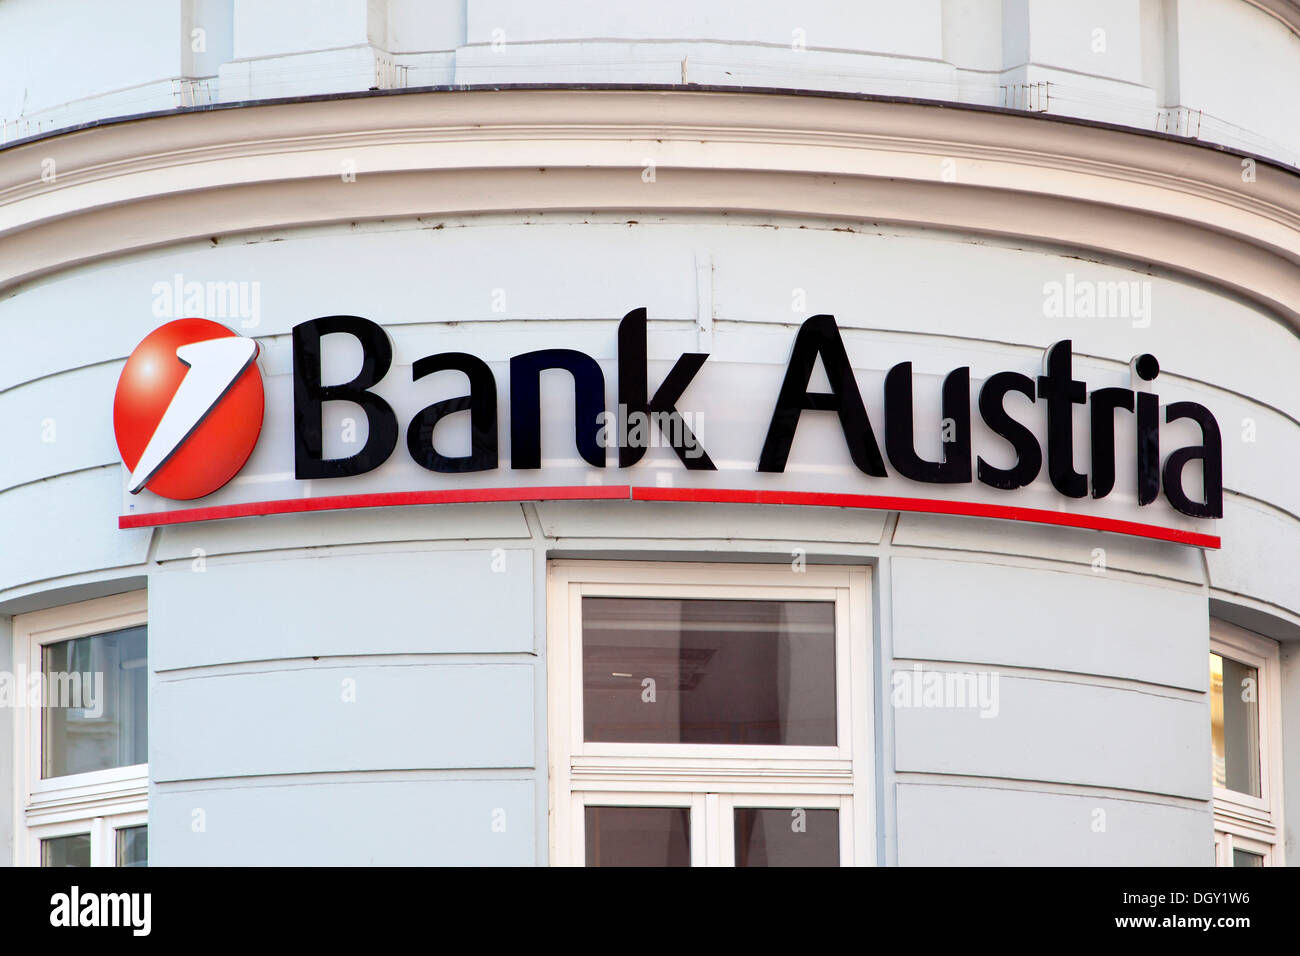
[127,336,259,494]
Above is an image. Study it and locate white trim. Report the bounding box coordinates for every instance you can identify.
[719,793,851,867]
[1210,619,1284,867]
[1223,832,1274,867]
[2,89,1300,335]
[1242,0,1300,39]
[573,791,853,867]
[11,591,148,867]
[547,559,873,866]
[29,810,148,868]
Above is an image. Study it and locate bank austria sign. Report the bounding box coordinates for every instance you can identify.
[113,309,1223,547]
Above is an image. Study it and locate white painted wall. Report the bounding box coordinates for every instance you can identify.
[1,215,1294,864]
[0,618,10,867]
[1173,0,1300,161]
[0,0,187,137]
[896,784,1210,865]
[231,0,372,60]
[1023,0,1145,83]
[1,0,1298,166]
[2,218,1291,533]
[1,0,1297,868]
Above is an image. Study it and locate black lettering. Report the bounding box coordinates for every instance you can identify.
[510,349,606,469]
[977,371,1041,490]
[1089,386,1134,499]
[1036,340,1088,498]
[617,307,715,469]
[1133,354,1162,506]
[1162,402,1223,518]
[884,363,971,483]
[292,315,398,479]
[757,315,886,475]
[406,352,498,473]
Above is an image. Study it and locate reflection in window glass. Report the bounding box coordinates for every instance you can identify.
[1209,653,1261,797]
[735,807,839,867]
[41,833,90,867]
[585,807,690,867]
[1232,849,1264,867]
[116,826,148,867]
[582,598,836,745]
[42,626,147,779]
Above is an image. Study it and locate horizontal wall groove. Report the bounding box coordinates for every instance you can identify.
[888,657,1207,700]
[152,767,539,789]
[894,772,1210,810]
[154,652,542,679]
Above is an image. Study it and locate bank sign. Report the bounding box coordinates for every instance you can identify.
[112,310,1223,548]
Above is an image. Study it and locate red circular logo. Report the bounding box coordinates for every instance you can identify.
[113,318,264,500]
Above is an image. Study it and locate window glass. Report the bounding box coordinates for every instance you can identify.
[1232,849,1264,867]
[585,807,690,867]
[734,807,839,867]
[1210,652,1261,797]
[582,598,836,745]
[42,626,147,778]
[116,826,148,867]
[41,834,90,868]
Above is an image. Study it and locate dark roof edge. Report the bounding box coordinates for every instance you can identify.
[2,82,1297,181]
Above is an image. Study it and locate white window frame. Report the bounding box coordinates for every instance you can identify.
[12,591,148,867]
[547,560,873,866]
[1210,619,1284,867]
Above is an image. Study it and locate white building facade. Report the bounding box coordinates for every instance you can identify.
[1,0,1298,867]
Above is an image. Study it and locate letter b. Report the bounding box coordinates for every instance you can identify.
[293,316,399,479]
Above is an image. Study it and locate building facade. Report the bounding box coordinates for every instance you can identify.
[1,0,1298,866]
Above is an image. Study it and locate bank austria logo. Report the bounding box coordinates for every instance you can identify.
[112,309,1225,544]
[112,318,264,500]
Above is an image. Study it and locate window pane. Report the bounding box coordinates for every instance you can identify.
[1232,849,1264,867]
[582,597,836,745]
[116,826,148,867]
[735,807,839,867]
[1209,652,1261,797]
[41,833,90,867]
[42,625,147,778]
[585,807,690,867]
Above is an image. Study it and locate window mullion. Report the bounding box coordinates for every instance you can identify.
[704,793,722,867]
[89,816,110,867]
[690,793,708,867]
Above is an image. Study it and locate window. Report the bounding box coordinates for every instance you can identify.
[548,562,872,866]
[1210,621,1284,867]
[13,592,148,867]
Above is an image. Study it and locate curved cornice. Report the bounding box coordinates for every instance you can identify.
[1243,0,1300,37]
[1,87,1298,335]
